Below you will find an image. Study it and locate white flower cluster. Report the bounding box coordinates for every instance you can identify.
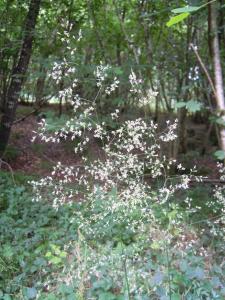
[110,109,120,120]
[32,94,95,153]
[105,77,119,95]
[188,66,199,81]
[50,60,76,84]
[129,69,143,94]
[63,124,189,214]
[58,86,73,103]
[214,176,225,212]
[139,88,158,106]
[211,163,225,235]
[94,62,111,87]
[50,62,64,84]
[32,111,184,213]
[159,119,178,142]
[31,49,201,243]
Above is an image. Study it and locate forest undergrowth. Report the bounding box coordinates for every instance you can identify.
[0,167,225,299]
[1,43,225,300]
[1,108,225,300]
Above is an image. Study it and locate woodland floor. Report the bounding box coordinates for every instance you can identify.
[3,104,220,180]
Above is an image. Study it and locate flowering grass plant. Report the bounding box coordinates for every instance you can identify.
[27,53,225,299]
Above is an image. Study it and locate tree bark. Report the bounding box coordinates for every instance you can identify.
[173,19,193,158]
[0,0,41,157]
[209,2,225,151]
[35,63,46,106]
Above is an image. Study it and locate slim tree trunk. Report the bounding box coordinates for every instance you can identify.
[35,63,46,106]
[209,2,225,151]
[0,0,41,157]
[218,0,225,48]
[173,19,193,159]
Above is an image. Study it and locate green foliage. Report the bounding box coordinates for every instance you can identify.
[167,2,212,27]
[166,12,190,27]
[0,171,80,297]
[175,100,202,113]
[0,172,225,299]
[171,6,201,13]
[214,150,225,160]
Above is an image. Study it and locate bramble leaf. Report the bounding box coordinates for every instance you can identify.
[172,6,200,13]
[214,150,225,160]
[166,13,190,27]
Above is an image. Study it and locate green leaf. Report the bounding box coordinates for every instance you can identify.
[172,6,200,13]
[214,150,225,160]
[67,294,77,300]
[215,117,225,127]
[113,67,123,75]
[59,283,74,294]
[3,245,14,258]
[151,271,164,285]
[52,245,61,255]
[171,294,180,300]
[34,257,47,267]
[50,256,62,264]
[41,293,57,300]
[59,251,67,258]
[24,287,37,299]
[194,266,204,280]
[211,276,222,288]
[185,100,202,113]
[45,251,52,258]
[179,259,188,272]
[93,279,112,291]
[99,292,116,300]
[166,13,190,27]
[3,295,12,300]
[174,101,186,109]
[151,241,161,250]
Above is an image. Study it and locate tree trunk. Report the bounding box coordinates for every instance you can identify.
[35,63,46,106]
[218,0,225,48]
[0,0,41,157]
[173,19,193,158]
[209,2,225,151]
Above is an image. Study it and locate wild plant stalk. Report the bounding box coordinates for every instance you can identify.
[165,242,172,300]
[122,255,131,300]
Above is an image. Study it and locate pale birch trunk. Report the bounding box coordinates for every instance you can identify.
[209,2,225,151]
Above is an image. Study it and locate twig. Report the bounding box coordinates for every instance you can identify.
[190,43,217,99]
[190,213,224,225]
[189,178,225,184]
[13,107,40,124]
[13,96,52,125]
[144,174,225,184]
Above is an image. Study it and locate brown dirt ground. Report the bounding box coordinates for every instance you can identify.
[4,116,102,176]
[2,106,220,180]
